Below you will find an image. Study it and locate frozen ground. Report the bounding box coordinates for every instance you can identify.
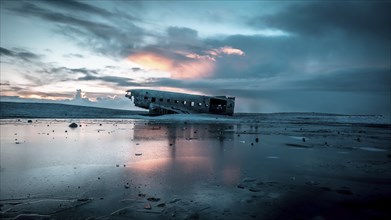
[1,113,391,219]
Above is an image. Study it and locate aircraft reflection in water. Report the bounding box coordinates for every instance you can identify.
[129,122,239,185]
[126,89,235,116]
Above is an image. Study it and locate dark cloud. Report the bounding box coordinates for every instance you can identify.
[5,2,145,57]
[22,66,100,86]
[251,1,391,40]
[36,67,99,78]
[100,76,140,87]
[205,20,390,79]
[1,48,140,88]
[294,67,391,93]
[130,69,390,114]
[0,47,41,61]
[63,53,84,58]
[0,83,26,93]
[42,0,111,16]
[131,67,142,72]
[167,26,200,47]
[9,2,107,27]
[0,47,13,56]
[146,67,389,93]
[0,82,11,86]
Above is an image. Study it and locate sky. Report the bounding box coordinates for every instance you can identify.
[0,0,390,114]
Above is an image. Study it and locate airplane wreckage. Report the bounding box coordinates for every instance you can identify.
[125,89,235,116]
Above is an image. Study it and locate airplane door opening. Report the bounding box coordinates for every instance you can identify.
[209,98,227,113]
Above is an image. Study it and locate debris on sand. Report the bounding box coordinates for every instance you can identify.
[77,198,91,202]
[69,123,78,128]
[286,143,312,148]
[147,197,161,202]
[27,120,33,123]
[135,153,142,156]
[144,203,152,209]
[237,184,245,189]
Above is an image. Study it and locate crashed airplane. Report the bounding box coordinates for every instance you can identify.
[125,89,235,116]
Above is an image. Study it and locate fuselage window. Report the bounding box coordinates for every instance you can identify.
[151,97,156,102]
[190,101,195,107]
[183,101,187,105]
[174,100,178,104]
[159,98,163,102]
[198,102,202,106]
[167,99,170,102]
[144,96,148,100]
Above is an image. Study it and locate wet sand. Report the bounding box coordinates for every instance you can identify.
[1,115,391,219]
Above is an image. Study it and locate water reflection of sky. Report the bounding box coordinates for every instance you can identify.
[2,119,390,201]
[0,120,244,198]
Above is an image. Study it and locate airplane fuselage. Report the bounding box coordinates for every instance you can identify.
[125,89,235,116]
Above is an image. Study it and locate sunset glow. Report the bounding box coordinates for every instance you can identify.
[128,52,174,72]
[128,52,216,79]
[217,46,245,56]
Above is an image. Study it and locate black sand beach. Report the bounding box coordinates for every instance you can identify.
[1,109,391,219]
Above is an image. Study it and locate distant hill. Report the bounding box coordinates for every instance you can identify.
[0,102,147,119]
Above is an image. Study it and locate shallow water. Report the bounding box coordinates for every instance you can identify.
[1,117,391,219]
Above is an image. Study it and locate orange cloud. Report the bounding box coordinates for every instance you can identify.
[128,52,173,72]
[173,59,215,78]
[128,52,215,79]
[216,46,245,56]
[185,53,216,61]
[127,46,244,79]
